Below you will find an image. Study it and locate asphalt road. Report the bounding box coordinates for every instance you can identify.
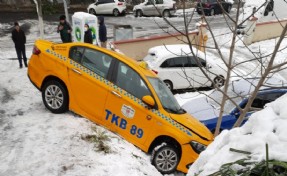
[0,10,237,39]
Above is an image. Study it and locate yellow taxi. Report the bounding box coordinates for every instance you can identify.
[28,40,213,174]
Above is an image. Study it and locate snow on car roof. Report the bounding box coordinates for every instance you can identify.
[182,76,287,121]
[148,44,205,60]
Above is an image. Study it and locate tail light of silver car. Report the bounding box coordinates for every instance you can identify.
[33,46,41,55]
[118,2,123,5]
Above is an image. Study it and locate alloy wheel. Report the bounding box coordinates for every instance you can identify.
[45,85,64,110]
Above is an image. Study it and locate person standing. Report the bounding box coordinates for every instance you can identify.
[12,22,27,68]
[98,16,107,48]
[57,15,72,43]
[84,24,93,44]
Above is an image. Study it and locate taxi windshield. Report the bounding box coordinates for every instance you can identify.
[148,77,185,114]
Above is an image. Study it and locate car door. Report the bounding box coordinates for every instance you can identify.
[67,46,114,122]
[143,0,155,16]
[232,91,286,121]
[188,56,210,87]
[158,57,193,89]
[95,0,109,14]
[154,0,164,16]
[211,0,221,14]
[104,0,116,14]
[104,61,156,146]
[221,0,229,12]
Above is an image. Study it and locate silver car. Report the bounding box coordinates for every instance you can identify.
[133,0,176,17]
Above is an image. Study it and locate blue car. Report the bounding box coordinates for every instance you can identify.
[182,79,287,132]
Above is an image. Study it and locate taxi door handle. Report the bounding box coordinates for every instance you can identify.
[111,91,122,98]
[72,68,82,75]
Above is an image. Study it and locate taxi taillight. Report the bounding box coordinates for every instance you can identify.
[33,46,41,55]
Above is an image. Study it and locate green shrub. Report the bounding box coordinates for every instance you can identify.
[205,144,287,176]
[81,126,111,154]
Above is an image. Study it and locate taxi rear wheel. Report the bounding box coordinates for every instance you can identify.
[42,80,68,114]
[151,144,179,174]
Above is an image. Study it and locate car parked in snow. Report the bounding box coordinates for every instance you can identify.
[143,45,226,91]
[27,40,213,174]
[182,78,287,132]
[196,0,233,16]
[87,0,126,16]
[133,0,176,17]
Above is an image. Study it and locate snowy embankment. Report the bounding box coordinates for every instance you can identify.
[187,91,287,175]
[0,54,162,176]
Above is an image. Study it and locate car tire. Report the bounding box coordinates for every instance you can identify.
[151,144,179,174]
[210,9,215,16]
[213,76,225,88]
[135,10,143,17]
[113,9,120,17]
[227,5,232,13]
[121,10,126,16]
[163,10,171,18]
[42,80,69,114]
[164,80,173,91]
[89,8,96,15]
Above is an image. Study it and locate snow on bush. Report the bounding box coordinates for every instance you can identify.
[187,94,287,176]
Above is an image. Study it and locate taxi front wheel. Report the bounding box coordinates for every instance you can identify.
[151,144,179,174]
[42,80,68,114]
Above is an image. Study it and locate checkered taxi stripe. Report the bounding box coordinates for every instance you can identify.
[45,49,192,137]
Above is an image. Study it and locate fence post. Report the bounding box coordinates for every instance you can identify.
[243,16,258,45]
[195,17,208,52]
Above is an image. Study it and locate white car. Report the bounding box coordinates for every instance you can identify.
[88,0,126,17]
[133,0,176,17]
[143,45,226,90]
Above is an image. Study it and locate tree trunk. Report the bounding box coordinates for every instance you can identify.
[33,0,44,39]
[63,0,69,24]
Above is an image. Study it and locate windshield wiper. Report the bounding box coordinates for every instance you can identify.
[164,107,185,114]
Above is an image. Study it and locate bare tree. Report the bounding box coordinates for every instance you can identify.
[63,0,70,23]
[33,0,44,38]
[152,0,287,136]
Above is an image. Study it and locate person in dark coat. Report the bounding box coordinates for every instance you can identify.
[57,15,72,43]
[98,16,107,48]
[84,24,93,44]
[12,22,27,68]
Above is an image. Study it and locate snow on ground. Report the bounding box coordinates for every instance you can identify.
[0,52,164,176]
[187,93,287,176]
[1,8,287,175]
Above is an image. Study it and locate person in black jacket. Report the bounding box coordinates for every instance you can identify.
[12,22,27,68]
[57,15,72,43]
[98,16,107,48]
[84,24,93,44]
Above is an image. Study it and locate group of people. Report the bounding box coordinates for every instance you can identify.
[57,15,107,47]
[12,14,107,69]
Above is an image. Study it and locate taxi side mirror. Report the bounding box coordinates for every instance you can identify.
[142,95,155,107]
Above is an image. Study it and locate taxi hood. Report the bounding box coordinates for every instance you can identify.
[169,113,213,141]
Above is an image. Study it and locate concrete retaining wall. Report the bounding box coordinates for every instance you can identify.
[252,20,287,43]
[113,31,199,61]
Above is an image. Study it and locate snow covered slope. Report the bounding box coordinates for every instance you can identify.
[187,93,287,176]
[0,53,162,176]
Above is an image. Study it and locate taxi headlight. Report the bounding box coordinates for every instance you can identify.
[190,141,207,154]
